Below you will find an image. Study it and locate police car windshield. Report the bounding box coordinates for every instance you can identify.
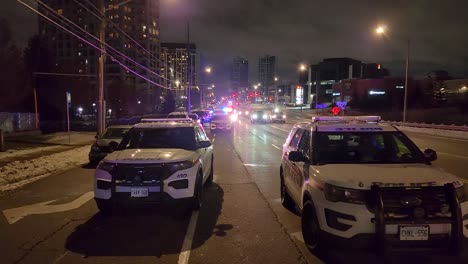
[118,127,196,150]
[102,128,129,139]
[315,132,425,164]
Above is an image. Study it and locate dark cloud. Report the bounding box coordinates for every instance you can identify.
[161,0,468,90]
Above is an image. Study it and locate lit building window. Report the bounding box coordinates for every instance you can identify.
[57,9,63,15]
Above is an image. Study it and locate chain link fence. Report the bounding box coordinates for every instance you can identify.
[0,113,37,133]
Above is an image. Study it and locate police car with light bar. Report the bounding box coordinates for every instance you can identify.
[280,116,468,254]
[94,118,214,213]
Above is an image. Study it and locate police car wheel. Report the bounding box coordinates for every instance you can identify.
[302,201,324,253]
[205,158,214,186]
[192,175,203,210]
[96,199,113,215]
[280,177,295,211]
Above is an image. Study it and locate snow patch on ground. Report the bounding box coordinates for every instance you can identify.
[0,146,90,191]
[396,126,468,140]
[0,146,61,161]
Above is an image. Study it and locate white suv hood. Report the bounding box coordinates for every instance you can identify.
[104,148,196,164]
[315,164,463,189]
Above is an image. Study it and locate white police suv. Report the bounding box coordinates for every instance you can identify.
[280,116,468,254]
[94,119,214,213]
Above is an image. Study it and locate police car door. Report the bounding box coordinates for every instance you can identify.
[195,127,212,180]
[293,129,311,203]
[284,128,304,204]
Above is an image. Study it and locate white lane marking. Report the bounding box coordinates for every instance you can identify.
[178,211,199,264]
[2,192,94,224]
[257,135,266,140]
[270,125,290,133]
[290,231,304,243]
[52,251,68,264]
[271,144,281,150]
[438,151,468,160]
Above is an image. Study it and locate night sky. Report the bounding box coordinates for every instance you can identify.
[4,0,468,92]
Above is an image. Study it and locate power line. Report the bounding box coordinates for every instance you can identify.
[77,0,184,85]
[36,0,174,86]
[18,0,176,90]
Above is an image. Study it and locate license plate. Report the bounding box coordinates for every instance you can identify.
[399,225,429,241]
[131,188,148,197]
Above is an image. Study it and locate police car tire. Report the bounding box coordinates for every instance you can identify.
[192,175,203,210]
[205,158,214,186]
[280,177,295,210]
[96,199,113,215]
[302,201,325,253]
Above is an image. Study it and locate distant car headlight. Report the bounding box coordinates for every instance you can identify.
[272,115,277,118]
[262,114,268,119]
[282,115,286,118]
[245,111,249,115]
[97,162,115,172]
[252,114,258,119]
[91,144,101,152]
[324,183,367,204]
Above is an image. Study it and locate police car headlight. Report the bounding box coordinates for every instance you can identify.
[167,160,194,176]
[456,185,468,203]
[324,183,367,204]
[97,162,115,172]
[262,114,268,119]
[91,143,101,152]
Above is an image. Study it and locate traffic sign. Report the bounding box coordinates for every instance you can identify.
[331,106,341,115]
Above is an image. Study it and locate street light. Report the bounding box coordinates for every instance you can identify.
[205,67,212,74]
[254,85,258,90]
[375,24,410,122]
[274,77,279,104]
[299,63,313,110]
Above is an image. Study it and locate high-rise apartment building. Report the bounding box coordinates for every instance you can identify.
[230,57,249,92]
[258,55,276,96]
[160,43,198,98]
[38,0,161,112]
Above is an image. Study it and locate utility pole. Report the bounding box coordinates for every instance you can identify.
[403,39,410,123]
[186,21,191,113]
[97,0,106,136]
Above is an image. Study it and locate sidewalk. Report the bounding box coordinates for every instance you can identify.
[0,132,94,193]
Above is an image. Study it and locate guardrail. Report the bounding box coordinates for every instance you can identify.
[387,121,468,132]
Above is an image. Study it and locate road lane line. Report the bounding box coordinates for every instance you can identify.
[271,144,281,150]
[178,211,199,264]
[257,135,266,140]
[270,125,290,133]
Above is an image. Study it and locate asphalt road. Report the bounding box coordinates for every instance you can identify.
[1,114,467,264]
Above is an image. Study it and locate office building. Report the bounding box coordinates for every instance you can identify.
[258,55,276,96]
[230,57,249,92]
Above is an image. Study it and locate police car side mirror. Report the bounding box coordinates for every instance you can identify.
[289,151,307,162]
[198,141,212,149]
[108,141,119,153]
[423,149,437,162]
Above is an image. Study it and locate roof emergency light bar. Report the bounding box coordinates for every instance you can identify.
[140,118,193,123]
[311,116,381,123]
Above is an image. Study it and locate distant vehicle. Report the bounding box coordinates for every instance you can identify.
[250,110,272,124]
[89,125,132,164]
[188,113,201,123]
[280,116,468,254]
[192,110,211,123]
[271,111,287,123]
[167,111,189,119]
[210,114,233,133]
[94,119,213,214]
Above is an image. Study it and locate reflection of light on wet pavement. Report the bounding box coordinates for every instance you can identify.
[243,164,269,167]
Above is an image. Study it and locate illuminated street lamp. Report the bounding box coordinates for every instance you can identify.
[205,67,212,74]
[175,80,180,86]
[299,63,313,109]
[300,64,307,71]
[254,85,258,90]
[375,24,410,122]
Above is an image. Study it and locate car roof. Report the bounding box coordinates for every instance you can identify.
[292,116,398,132]
[134,119,200,129]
